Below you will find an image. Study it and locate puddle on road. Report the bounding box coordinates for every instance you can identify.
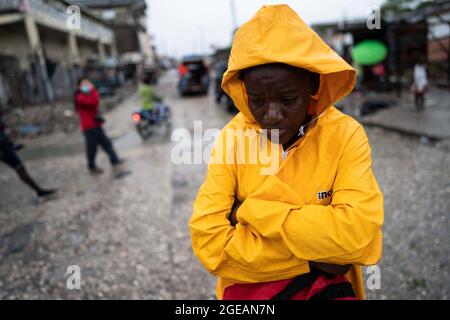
[171,175,189,204]
[114,131,142,149]
[172,176,188,189]
[115,125,172,149]
[0,221,45,256]
[20,127,171,163]
[21,143,83,162]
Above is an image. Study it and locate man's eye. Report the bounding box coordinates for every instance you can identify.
[250,99,264,107]
[281,97,297,105]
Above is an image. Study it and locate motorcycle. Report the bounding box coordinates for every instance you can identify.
[132,103,171,140]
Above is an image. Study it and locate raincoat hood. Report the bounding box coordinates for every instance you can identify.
[222,4,356,122]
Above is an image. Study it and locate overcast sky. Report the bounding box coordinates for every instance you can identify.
[146,0,385,58]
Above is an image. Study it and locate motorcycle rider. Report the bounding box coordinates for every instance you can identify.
[138,74,164,122]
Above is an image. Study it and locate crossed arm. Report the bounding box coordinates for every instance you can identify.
[228,201,351,275]
[190,126,383,283]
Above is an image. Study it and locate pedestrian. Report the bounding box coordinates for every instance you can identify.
[190,5,383,300]
[412,58,428,111]
[0,112,57,199]
[353,61,364,96]
[74,78,123,175]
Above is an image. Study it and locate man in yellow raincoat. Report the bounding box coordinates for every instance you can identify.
[190,5,383,300]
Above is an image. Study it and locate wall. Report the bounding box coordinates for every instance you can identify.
[0,22,32,70]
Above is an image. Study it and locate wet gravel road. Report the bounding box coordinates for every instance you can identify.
[0,71,448,299]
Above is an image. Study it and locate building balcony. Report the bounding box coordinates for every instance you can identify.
[0,0,22,12]
[0,0,113,43]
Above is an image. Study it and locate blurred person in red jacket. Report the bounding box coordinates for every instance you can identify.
[74,78,123,175]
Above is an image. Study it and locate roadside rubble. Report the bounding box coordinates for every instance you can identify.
[2,84,136,141]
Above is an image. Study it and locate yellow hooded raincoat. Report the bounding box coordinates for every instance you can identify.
[190,5,384,300]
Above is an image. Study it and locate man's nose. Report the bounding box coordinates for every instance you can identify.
[264,102,283,125]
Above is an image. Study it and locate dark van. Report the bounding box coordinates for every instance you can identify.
[177,55,210,96]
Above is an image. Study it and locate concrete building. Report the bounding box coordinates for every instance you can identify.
[68,0,156,81]
[0,0,116,108]
[312,0,450,92]
[426,2,450,87]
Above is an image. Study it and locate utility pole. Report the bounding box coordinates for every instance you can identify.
[24,13,54,102]
[199,26,205,55]
[230,0,237,31]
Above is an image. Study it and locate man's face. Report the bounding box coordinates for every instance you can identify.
[242,64,316,145]
[80,79,94,90]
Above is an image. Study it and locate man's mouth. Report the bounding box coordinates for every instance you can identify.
[265,128,289,139]
[277,128,288,136]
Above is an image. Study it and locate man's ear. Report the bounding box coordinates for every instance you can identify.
[310,73,320,96]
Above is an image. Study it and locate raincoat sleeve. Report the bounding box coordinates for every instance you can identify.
[238,125,383,265]
[190,131,310,283]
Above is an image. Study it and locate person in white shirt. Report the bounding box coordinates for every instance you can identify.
[412,58,428,111]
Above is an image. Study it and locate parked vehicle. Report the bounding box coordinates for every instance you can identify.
[224,95,238,113]
[132,103,171,140]
[84,58,124,96]
[143,65,159,85]
[214,61,237,113]
[177,55,210,96]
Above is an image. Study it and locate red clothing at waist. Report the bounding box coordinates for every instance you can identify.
[75,89,101,132]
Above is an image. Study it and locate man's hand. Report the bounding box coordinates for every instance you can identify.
[227,201,351,274]
[228,200,241,226]
[309,261,351,275]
